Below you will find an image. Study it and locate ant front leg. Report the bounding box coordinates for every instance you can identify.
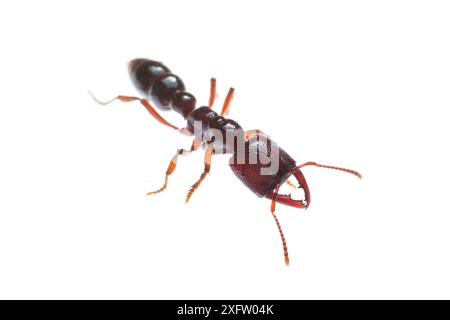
[89,92,179,130]
[147,138,202,195]
[185,144,214,203]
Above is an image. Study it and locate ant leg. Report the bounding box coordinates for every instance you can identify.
[147,138,201,195]
[296,162,362,179]
[244,129,267,141]
[89,92,179,130]
[185,144,214,203]
[270,184,290,266]
[220,87,235,116]
[208,78,217,108]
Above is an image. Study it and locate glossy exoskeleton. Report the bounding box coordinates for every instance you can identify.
[90,58,361,265]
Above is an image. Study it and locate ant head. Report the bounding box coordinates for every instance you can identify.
[229,134,298,199]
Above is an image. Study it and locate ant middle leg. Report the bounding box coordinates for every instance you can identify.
[185,144,214,203]
[208,78,217,108]
[220,87,235,116]
[207,77,234,116]
[147,138,202,195]
[208,78,234,116]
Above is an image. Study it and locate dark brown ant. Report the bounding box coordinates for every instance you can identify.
[90,58,362,266]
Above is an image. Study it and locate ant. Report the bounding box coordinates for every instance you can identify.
[90,58,362,266]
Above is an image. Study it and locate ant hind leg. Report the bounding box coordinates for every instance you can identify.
[89,92,179,130]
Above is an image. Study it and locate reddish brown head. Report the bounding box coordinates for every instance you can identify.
[229,134,310,209]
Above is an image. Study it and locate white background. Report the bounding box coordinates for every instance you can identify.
[0,0,449,299]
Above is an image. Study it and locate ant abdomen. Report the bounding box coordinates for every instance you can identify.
[129,59,196,117]
[129,59,169,99]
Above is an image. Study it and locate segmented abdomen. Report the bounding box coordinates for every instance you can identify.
[128,59,196,118]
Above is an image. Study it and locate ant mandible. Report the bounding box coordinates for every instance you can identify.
[90,58,362,266]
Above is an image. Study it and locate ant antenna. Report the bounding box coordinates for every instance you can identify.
[271,184,290,266]
[296,162,362,179]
